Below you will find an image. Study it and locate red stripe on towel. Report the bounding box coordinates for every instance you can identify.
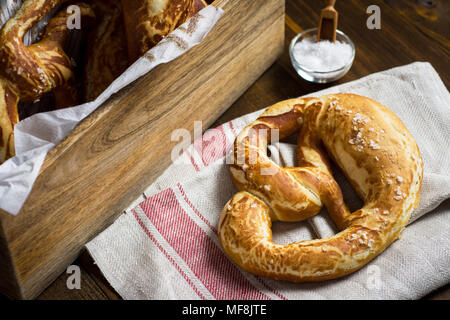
[194,125,228,167]
[176,183,288,301]
[139,188,270,300]
[132,210,206,300]
[185,149,200,172]
[229,121,238,138]
[177,183,217,234]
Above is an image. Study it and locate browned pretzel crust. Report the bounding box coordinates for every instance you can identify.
[0,0,95,164]
[218,94,423,282]
[121,0,207,63]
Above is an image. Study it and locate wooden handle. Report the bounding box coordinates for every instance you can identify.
[327,0,336,8]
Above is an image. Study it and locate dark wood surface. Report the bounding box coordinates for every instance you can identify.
[25,0,450,300]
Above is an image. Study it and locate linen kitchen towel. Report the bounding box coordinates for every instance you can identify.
[87,62,450,300]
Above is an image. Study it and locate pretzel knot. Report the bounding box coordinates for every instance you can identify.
[218,94,423,282]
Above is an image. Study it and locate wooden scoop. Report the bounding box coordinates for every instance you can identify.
[317,0,338,42]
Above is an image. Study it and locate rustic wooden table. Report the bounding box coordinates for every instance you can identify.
[12,0,450,300]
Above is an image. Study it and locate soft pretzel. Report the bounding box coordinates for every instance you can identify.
[121,0,208,63]
[0,78,19,162]
[218,94,423,282]
[82,0,129,102]
[0,0,95,163]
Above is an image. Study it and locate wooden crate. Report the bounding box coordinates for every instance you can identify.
[0,0,285,299]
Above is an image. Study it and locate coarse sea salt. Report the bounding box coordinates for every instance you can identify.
[292,37,353,72]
